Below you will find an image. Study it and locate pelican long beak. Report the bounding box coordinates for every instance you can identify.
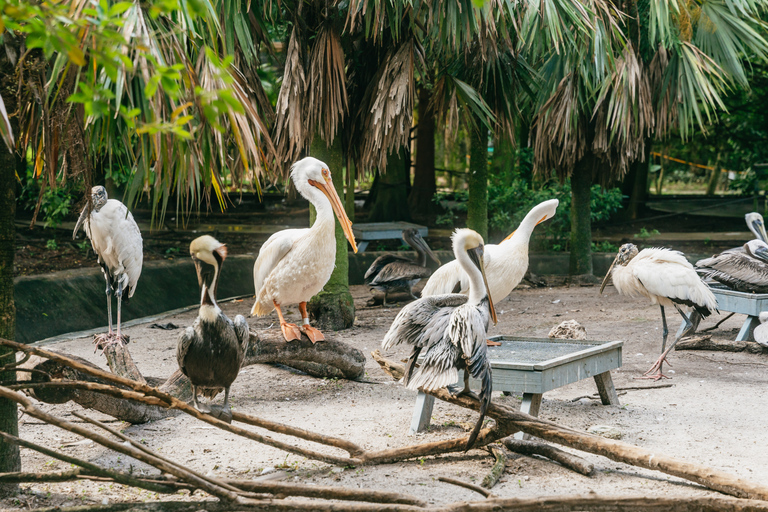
[412,234,441,266]
[502,215,550,242]
[309,177,358,253]
[752,218,768,244]
[468,246,497,325]
[599,256,619,294]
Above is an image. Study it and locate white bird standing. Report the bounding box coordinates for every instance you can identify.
[177,236,248,423]
[600,243,718,380]
[421,198,557,344]
[382,229,497,450]
[73,186,143,347]
[251,157,357,343]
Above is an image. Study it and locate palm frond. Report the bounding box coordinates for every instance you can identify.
[305,24,348,147]
[273,27,307,167]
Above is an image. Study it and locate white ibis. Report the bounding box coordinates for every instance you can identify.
[251,157,357,343]
[177,236,248,423]
[73,186,142,348]
[382,228,498,450]
[600,243,718,380]
[365,228,441,305]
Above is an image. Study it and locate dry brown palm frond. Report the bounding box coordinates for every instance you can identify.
[357,39,420,173]
[305,24,348,148]
[273,27,307,168]
[648,46,676,137]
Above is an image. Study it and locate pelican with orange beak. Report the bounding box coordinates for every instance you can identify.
[251,157,358,342]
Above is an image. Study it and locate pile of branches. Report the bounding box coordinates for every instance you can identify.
[2,337,768,512]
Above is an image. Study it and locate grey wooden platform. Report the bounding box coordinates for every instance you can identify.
[677,285,768,342]
[409,336,623,440]
[352,222,428,252]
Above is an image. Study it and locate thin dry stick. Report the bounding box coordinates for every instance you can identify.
[700,312,736,332]
[0,385,242,503]
[0,431,176,494]
[437,477,492,498]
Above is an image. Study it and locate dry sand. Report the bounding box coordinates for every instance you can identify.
[3,282,768,510]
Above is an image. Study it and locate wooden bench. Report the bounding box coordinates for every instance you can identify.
[409,336,623,440]
[678,285,768,342]
[352,222,428,252]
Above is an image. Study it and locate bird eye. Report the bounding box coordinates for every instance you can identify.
[322,169,329,177]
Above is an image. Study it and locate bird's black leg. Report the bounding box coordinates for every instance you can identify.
[209,388,233,424]
[192,385,211,414]
[643,305,691,380]
[94,272,113,352]
[115,280,127,345]
[448,371,478,399]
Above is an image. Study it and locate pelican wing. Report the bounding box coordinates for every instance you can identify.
[421,260,470,296]
[176,326,197,376]
[370,261,432,285]
[447,303,489,378]
[381,294,468,351]
[233,314,250,350]
[253,229,305,294]
[365,254,410,282]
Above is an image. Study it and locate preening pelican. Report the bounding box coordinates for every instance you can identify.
[382,229,498,450]
[251,157,357,343]
[421,199,557,301]
[600,243,718,380]
[696,240,768,293]
[365,229,441,305]
[177,236,248,423]
[73,186,142,348]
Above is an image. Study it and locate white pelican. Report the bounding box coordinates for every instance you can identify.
[177,236,248,423]
[73,186,143,348]
[365,228,441,305]
[697,239,768,293]
[251,157,357,343]
[421,198,557,345]
[600,243,718,380]
[382,228,497,450]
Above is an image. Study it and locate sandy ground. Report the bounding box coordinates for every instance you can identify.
[3,282,768,510]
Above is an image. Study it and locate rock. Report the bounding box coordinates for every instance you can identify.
[548,320,587,340]
[587,425,622,439]
[754,311,768,347]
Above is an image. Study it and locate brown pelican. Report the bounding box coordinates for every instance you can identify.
[251,157,357,343]
[382,229,497,450]
[177,235,248,423]
[365,229,441,305]
[696,239,768,293]
[601,244,718,380]
[73,186,142,348]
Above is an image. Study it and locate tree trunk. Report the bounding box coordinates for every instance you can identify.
[569,154,594,277]
[345,156,355,221]
[408,88,436,219]
[627,141,651,219]
[468,119,488,241]
[308,138,355,330]
[706,152,722,196]
[0,49,21,496]
[367,148,411,222]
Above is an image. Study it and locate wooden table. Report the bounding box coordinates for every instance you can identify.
[678,285,768,342]
[352,222,428,252]
[409,336,623,439]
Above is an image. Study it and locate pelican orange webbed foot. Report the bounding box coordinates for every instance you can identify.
[486,339,502,346]
[273,301,301,341]
[300,325,325,343]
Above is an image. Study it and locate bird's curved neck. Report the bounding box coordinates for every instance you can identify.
[299,181,335,230]
[505,206,546,247]
[200,262,221,322]
[457,248,486,305]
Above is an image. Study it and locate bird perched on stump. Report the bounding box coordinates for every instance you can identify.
[73,186,142,350]
[177,235,249,423]
[600,243,718,380]
[382,229,497,450]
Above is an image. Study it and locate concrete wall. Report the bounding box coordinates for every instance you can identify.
[16,251,707,343]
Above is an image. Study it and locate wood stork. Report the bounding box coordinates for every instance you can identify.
[177,235,249,423]
[600,243,718,380]
[382,228,498,450]
[421,198,557,345]
[73,186,142,347]
[365,228,441,305]
[251,157,357,343]
[696,239,768,293]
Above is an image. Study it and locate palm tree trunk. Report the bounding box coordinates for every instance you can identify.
[408,87,436,219]
[467,119,488,241]
[627,140,651,220]
[307,138,354,330]
[569,154,594,276]
[367,148,411,222]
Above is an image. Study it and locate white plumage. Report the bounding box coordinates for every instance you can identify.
[600,243,717,379]
[73,186,142,346]
[422,199,558,302]
[251,157,357,343]
[382,228,497,450]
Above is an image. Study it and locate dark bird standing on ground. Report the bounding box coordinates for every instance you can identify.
[177,235,249,423]
[382,229,497,450]
[365,229,441,305]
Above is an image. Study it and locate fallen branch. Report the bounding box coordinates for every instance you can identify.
[481,445,507,489]
[676,336,768,354]
[437,477,491,498]
[501,438,594,476]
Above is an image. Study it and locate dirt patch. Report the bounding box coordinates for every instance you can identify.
[4,283,768,510]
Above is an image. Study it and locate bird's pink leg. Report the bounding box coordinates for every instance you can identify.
[274,301,301,342]
[299,302,325,343]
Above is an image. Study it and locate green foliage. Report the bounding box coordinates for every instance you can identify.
[45,239,58,251]
[17,164,80,228]
[592,240,619,253]
[634,227,660,239]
